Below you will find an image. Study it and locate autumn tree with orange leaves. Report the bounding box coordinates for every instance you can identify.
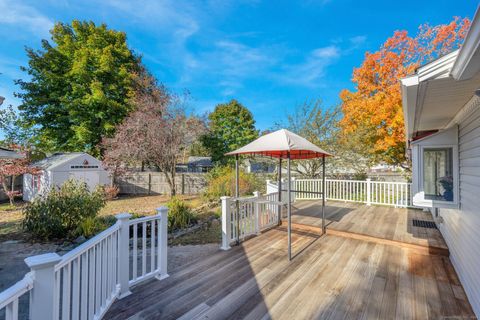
[340,17,470,167]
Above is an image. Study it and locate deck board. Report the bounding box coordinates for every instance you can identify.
[105,203,474,320]
[291,200,448,250]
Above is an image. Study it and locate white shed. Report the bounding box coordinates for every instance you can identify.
[23,152,109,201]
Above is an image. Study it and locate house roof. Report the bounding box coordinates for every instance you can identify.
[0,147,24,159]
[401,6,480,141]
[33,152,98,170]
[225,129,332,159]
[187,156,213,167]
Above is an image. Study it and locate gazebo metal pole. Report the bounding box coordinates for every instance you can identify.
[277,158,282,225]
[322,154,326,234]
[287,153,292,261]
[235,154,240,245]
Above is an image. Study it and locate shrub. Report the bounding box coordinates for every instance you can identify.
[167,197,196,232]
[103,185,120,200]
[203,165,263,201]
[75,217,106,238]
[23,179,106,239]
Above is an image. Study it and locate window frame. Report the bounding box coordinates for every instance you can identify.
[417,144,459,208]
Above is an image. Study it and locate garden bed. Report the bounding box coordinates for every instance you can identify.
[0,194,220,244]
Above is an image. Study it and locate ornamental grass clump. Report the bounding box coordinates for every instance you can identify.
[23,179,106,240]
[203,165,263,202]
[167,197,196,232]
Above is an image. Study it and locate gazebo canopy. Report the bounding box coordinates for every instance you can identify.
[225,129,333,159]
[225,128,331,261]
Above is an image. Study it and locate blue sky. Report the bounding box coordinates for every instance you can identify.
[0,0,478,134]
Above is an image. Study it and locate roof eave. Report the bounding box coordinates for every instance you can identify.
[451,6,480,80]
[400,75,419,141]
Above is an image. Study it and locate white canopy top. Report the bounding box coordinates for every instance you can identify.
[225,129,332,159]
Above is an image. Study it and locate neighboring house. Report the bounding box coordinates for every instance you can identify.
[368,163,403,173]
[0,147,24,159]
[23,152,109,201]
[244,159,276,173]
[401,8,480,317]
[176,156,213,173]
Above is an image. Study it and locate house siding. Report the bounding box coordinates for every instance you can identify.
[439,105,480,317]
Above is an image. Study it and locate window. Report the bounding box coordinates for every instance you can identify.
[70,165,99,169]
[31,175,41,192]
[423,148,454,202]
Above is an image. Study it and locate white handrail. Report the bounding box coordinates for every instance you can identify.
[269,178,413,208]
[0,272,34,318]
[0,206,169,320]
[55,223,120,270]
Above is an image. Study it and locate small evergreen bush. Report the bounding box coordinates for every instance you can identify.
[23,179,106,239]
[167,197,196,232]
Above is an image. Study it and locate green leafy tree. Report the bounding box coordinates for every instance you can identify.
[15,20,141,155]
[201,99,258,164]
[281,99,371,178]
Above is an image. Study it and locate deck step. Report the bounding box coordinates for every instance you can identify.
[279,220,450,257]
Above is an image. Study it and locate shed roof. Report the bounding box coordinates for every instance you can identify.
[33,152,98,170]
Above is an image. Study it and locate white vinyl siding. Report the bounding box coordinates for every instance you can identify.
[439,105,480,317]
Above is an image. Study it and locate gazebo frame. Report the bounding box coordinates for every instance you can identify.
[226,129,332,260]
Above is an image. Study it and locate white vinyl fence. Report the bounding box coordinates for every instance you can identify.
[0,208,169,320]
[268,178,412,207]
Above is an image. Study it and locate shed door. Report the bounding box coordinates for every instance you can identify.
[69,171,100,191]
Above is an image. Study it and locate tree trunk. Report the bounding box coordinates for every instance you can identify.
[162,170,176,197]
[170,167,176,196]
[10,176,15,205]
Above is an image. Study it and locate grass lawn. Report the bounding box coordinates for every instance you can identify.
[0,194,220,244]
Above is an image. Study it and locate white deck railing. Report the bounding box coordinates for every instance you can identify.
[0,207,169,320]
[0,272,33,320]
[221,192,282,250]
[221,178,413,249]
[268,178,412,207]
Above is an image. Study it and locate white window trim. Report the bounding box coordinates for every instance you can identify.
[414,144,459,209]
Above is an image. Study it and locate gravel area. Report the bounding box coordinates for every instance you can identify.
[0,240,220,292]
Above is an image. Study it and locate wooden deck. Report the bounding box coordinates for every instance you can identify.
[106,203,475,320]
[291,201,448,252]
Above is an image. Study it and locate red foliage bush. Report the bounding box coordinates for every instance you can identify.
[103,185,120,200]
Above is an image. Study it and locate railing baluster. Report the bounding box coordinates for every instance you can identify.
[151,220,156,273]
[88,247,95,319]
[80,253,88,320]
[133,225,138,281]
[95,243,101,315]
[6,299,19,320]
[102,239,107,308]
[142,222,147,278]
[62,263,71,320]
[72,257,80,320]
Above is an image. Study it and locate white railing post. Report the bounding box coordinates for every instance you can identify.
[116,212,132,299]
[221,196,232,250]
[366,178,372,206]
[253,191,261,235]
[156,206,169,280]
[24,253,62,320]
